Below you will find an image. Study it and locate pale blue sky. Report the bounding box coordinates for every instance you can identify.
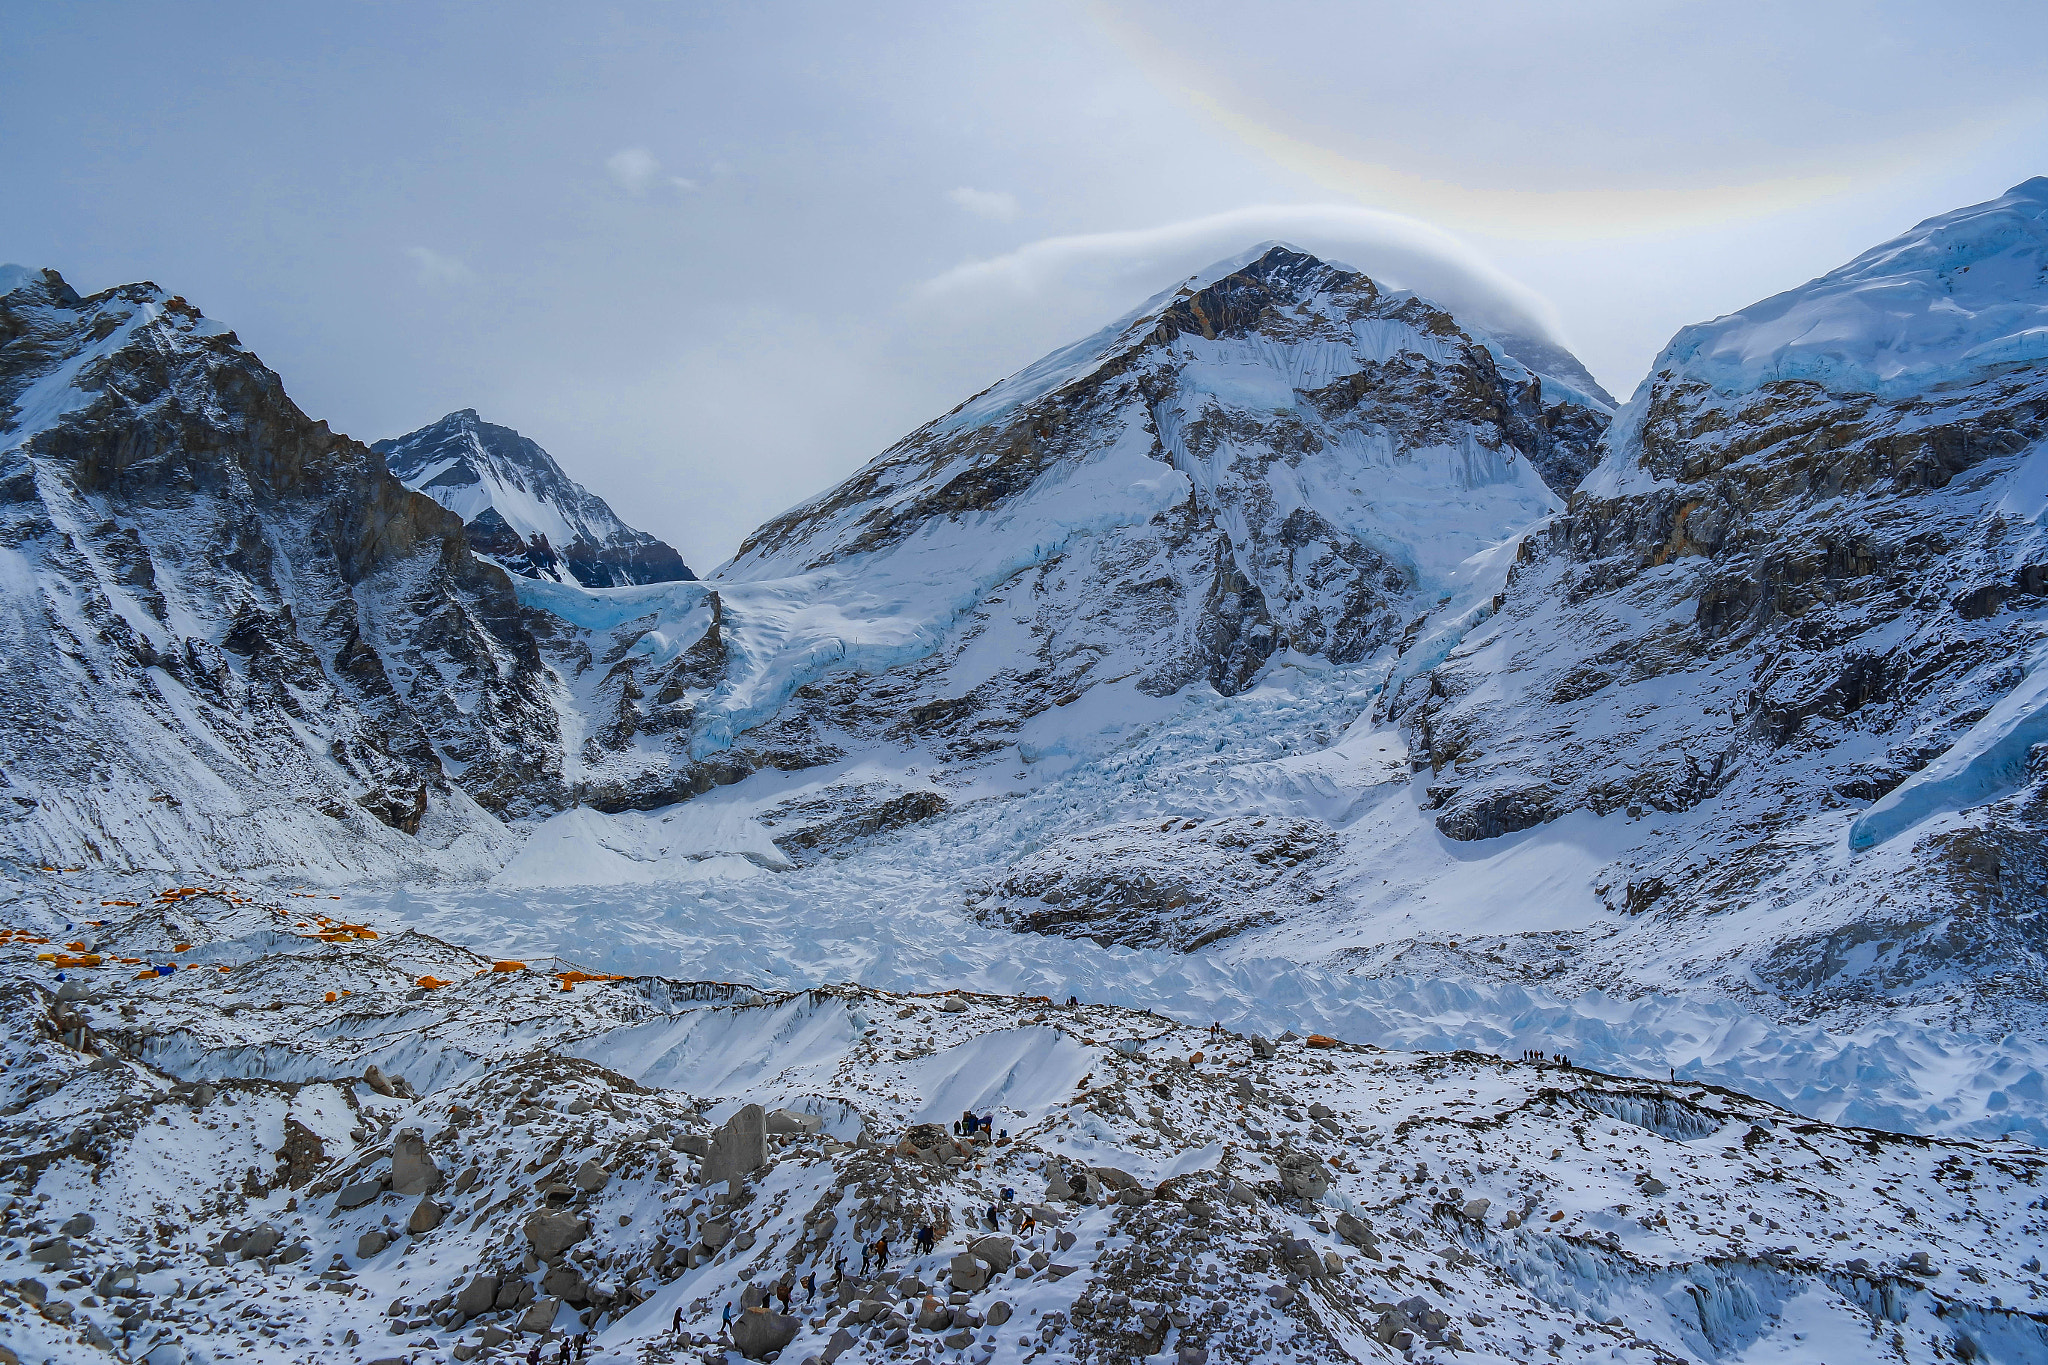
[4,1,2045,563]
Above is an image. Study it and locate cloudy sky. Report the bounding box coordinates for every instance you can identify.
[5,1,2046,566]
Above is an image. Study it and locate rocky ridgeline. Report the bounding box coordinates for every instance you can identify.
[1,878,2044,1365]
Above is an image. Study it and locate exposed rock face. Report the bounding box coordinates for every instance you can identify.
[700,1102,768,1187]
[389,1128,443,1195]
[1387,179,2048,1018]
[535,246,1609,810]
[376,409,695,588]
[975,814,1336,951]
[0,267,569,877]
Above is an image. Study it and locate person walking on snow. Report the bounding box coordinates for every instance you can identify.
[722,1302,734,1338]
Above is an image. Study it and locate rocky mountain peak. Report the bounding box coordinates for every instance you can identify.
[375,409,695,588]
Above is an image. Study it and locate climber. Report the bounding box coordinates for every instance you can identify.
[722,1301,734,1338]
[671,1304,684,1337]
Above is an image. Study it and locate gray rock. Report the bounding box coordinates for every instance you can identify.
[1460,1197,1490,1223]
[970,1235,1015,1271]
[564,1098,593,1115]
[389,1128,444,1196]
[1178,1346,1210,1365]
[456,1274,500,1318]
[1335,1212,1378,1253]
[821,1327,857,1362]
[700,1217,732,1250]
[1276,1153,1330,1201]
[335,1177,386,1211]
[356,1230,390,1258]
[936,995,969,1013]
[986,1300,1013,1325]
[572,1158,610,1192]
[701,1104,769,1187]
[675,1133,711,1157]
[730,1305,799,1360]
[943,1329,975,1350]
[58,1213,94,1236]
[950,1252,988,1291]
[765,1107,824,1136]
[407,1197,445,1234]
[1043,1169,1073,1202]
[517,1295,562,1334]
[523,1209,590,1262]
[1248,1034,1278,1059]
[362,1064,398,1098]
[541,1263,588,1304]
[239,1225,282,1260]
[27,1236,72,1269]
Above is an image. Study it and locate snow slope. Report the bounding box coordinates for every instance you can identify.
[1662,176,2048,398]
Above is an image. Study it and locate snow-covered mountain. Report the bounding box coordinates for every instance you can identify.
[0,267,569,879]
[1379,177,2048,1021]
[544,245,1611,811]
[375,409,695,588]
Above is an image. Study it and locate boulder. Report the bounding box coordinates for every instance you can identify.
[407,1197,445,1234]
[943,1330,975,1350]
[516,1296,562,1335]
[389,1128,444,1196]
[523,1210,590,1263]
[573,1158,610,1193]
[1091,1166,1142,1192]
[456,1274,500,1318]
[765,1107,824,1136]
[986,1300,1013,1326]
[700,1217,732,1250]
[1460,1197,1490,1223]
[335,1177,386,1210]
[1372,1297,1450,1347]
[1276,1153,1330,1200]
[730,1305,799,1360]
[969,1235,1015,1272]
[1248,1034,1278,1059]
[700,1104,769,1187]
[28,1237,72,1269]
[564,1098,593,1115]
[822,1327,857,1362]
[1043,1169,1073,1202]
[935,995,969,1013]
[1334,1213,1378,1253]
[541,1264,588,1304]
[238,1225,282,1260]
[356,1230,390,1258]
[1178,1347,1210,1365]
[949,1252,988,1292]
[59,1213,94,1236]
[362,1064,397,1097]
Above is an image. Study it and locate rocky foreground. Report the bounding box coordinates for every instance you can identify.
[0,876,2044,1365]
